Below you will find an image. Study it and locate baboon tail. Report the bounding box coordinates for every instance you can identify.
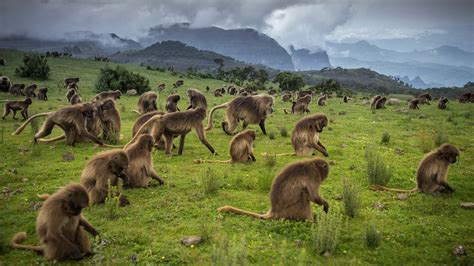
[261,152,295,157]
[11,232,44,253]
[217,205,271,219]
[12,112,51,135]
[193,159,231,164]
[205,102,229,131]
[123,114,163,149]
[370,185,418,193]
[131,110,141,115]
[38,134,65,144]
[37,194,50,200]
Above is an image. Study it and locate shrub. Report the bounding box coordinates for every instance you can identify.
[202,168,220,195]
[433,131,449,147]
[313,212,342,255]
[95,65,150,94]
[342,177,360,218]
[280,127,288,137]
[365,224,381,249]
[268,131,276,140]
[366,147,392,186]
[15,54,50,80]
[381,132,390,144]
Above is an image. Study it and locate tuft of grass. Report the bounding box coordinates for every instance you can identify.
[381,132,390,144]
[365,147,392,186]
[366,224,382,249]
[202,168,220,195]
[268,131,276,140]
[280,127,288,137]
[446,112,455,123]
[433,131,449,147]
[313,211,342,255]
[418,133,433,153]
[105,178,123,220]
[29,118,39,134]
[211,235,248,265]
[258,170,274,192]
[342,177,360,218]
[265,154,277,168]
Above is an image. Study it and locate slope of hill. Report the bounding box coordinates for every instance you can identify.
[141,23,294,70]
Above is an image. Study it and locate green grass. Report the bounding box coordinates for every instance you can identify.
[1,49,474,264]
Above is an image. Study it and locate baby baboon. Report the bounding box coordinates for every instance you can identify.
[124,134,165,187]
[372,97,387,109]
[9,84,25,96]
[218,158,330,220]
[70,94,82,105]
[194,129,256,164]
[282,93,292,102]
[135,91,158,114]
[10,183,99,261]
[2,98,32,120]
[418,93,432,105]
[370,95,382,106]
[165,94,181,112]
[59,77,80,88]
[206,95,274,135]
[206,86,210,93]
[459,92,472,103]
[13,103,104,146]
[291,113,329,157]
[371,144,460,194]
[317,95,327,106]
[37,87,48,101]
[285,95,311,115]
[126,107,215,155]
[409,98,420,109]
[96,99,121,142]
[93,90,121,101]
[186,88,208,110]
[80,149,130,204]
[24,84,37,98]
[438,97,448,109]
[0,76,11,92]
[214,89,223,97]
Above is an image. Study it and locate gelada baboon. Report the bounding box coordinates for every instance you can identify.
[418,93,432,105]
[93,90,121,101]
[284,95,311,115]
[459,92,472,103]
[438,97,448,109]
[2,98,32,120]
[317,95,327,106]
[13,103,104,146]
[96,99,121,142]
[157,83,165,92]
[131,110,168,150]
[194,129,256,164]
[370,95,382,106]
[135,91,158,114]
[66,88,78,102]
[297,90,312,99]
[228,86,237,95]
[291,113,329,157]
[282,93,292,102]
[409,98,420,109]
[214,89,223,97]
[70,94,82,105]
[124,134,165,187]
[59,77,80,88]
[206,95,274,135]
[10,183,99,261]
[67,82,79,91]
[37,87,48,101]
[126,107,215,155]
[9,84,25,96]
[218,158,330,220]
[80,149,129,204]
[165,94,181,112]
[372,97,387,109]
[0,76,11,92]
[24,84,37,98]
[371,144,460,194]
[186,88,208,110]
[343,95,349,103]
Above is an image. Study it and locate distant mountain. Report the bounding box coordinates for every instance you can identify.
[140,23,294,70]
[110,40,251,71]
[289,45,331,71]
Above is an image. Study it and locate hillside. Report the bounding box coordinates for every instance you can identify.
[289,45,331,71]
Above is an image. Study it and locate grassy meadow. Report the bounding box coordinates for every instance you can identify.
[0,49,473,264]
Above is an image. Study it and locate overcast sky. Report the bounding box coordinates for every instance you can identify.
[0,0,472,52]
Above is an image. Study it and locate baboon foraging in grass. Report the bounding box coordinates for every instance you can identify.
[186,88,208,110]
[459,92,472,103]
[9,84,25,96]
[2,98,32,120]
[66,88,78,102]
[93,90,121,102]
[370,95,382,106]
[194,129,256,164]
[126,107,215,155]
[317,95,327,106]
[96,99,121,142]
[80,149,130,204]
[290,113,329,157]
[37,87,48,101]
[284,95,311,115]
[206,95,274,135]
[165,94,181,112]
[0,76,11,92]
[135,91,158,114]
[124,134,165,187]
[157,83,165,92]
[131,110,168,150]
[218,158,330,220]
[175,79,184,87]
[67,82,79,91]
[214,89,223,97]
[24,84,37,98]
[372,97,387,109]
[10,183,99,261]
[297,90,312,99]
[371,144,460,194]
[206,86,210,93]
[59,77,80,88]
[418,93,432,105]
[409,98,420,109]
[438,97,449,109]
[267,89,277,95]
[228,86,237,95]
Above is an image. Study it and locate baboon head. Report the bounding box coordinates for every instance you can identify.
[313,158,329,181]
[313,114,329,133]
[138,134,154,152]
[170,94,180,102]
[247,130,256,140]
[109,152,130,183]
[81,103,97,119]
[438,144,460,163]
[115,90,122,99]
[61,184,89,216]
[186,88,195,97]
[25,98,33,105]
[259,95,274,114]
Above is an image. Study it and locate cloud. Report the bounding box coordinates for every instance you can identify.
[326,27,447,42]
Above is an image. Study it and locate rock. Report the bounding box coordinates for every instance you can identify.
[2,187,12,193]
[361,100,370,105]
[418,114,427,119]
[453,245,467,256]
[126,89,137,96]
[119,195,130,207]
[340,143,348,148]
[396,193,409,200]
[338,111,347,115]
[460,202,474,209]
[373,202,385,210]
[21,177,28,182]
[394,148,404,155]
[329,160,336,165]
[323,251,331,257]
[181,236,202,246]
[62,152,75,162]
[333,194,343,200]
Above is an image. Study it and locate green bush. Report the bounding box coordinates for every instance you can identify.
[95,65,150,94]
[268,131,276,140]
[202,168,220,195]
[366,224,381,249]
[342,177,360,218]
[15,54,50,80]
[280,127,288,137]
[313,212,342,255]
[366,147,392,186]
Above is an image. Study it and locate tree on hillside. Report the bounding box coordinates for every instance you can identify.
[15,54,50,80]
[273,72,305,91]
[95,65,150,94]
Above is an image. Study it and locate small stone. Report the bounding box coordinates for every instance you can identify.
[119,195,130,207]
[329,160,336,165]
[394,148,404,155]
[21,177,29,182]
[126,89,138,96]
[340,143,348,148]
[8,168,17,174]
[2,187,12,193]
[333,194,343,200]
[373,202,385,210]
[453,245,467,256]
[396,193,409,200]
[418,114,427,119]
[62,152,75,162]
[181,236,202,246]
[323,251,331,257]
[338,111,347,115]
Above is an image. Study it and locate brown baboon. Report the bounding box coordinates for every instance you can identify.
[135,91,158,114]
[66,88,78,102]
[9,84,25,96]
[343,95,348,103]
[418,93,432,105]
[206,86,210,93]
[10,183,99,261]
[37,87,48,101]
[238,90,248,97]
[131,110,169,150]
[67,82,79,91]
[24,84,37,98]
[409,98,420,109]
[93,90,121,101]
[372,97,387,109]
[206,95,274,135]
[218,158,330,220]
[371,144,459,194]
[370,95,382,106]
[70,94,82,105]
[317,95,327,106]
[285,95,311,115]
[459,92,472,103]
[165,94,181,112]
[267,89,277,95]
[228,86,237,95]
[0,76,11,92]
[214,89,223,97]
[2,98,32,120]
[96,99,121,142]
[282,93,292,102]
[157,83,165,92]
[13,103,104,146]
[124,134,165,187]
[80,149,129,204]
[194,129,256,164]
[438,97,449,109]
[175,79,184,87]
[291,113,329,156]
[297,90,312,99]
[126,107,215,155]
[59,77,80,88]
[220,87,226,94]
[186,88,208,110]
